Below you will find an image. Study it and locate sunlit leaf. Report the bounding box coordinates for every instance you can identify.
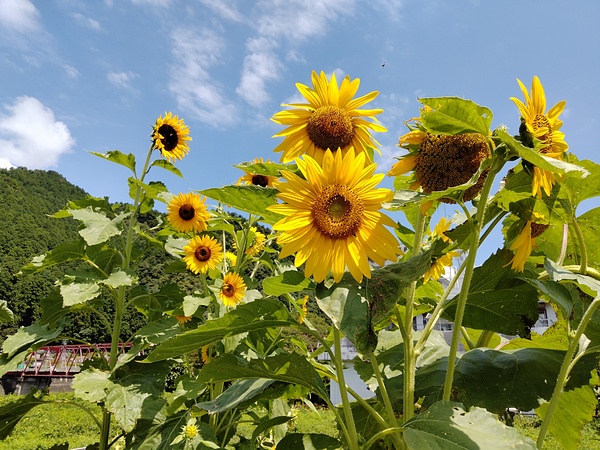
[150,159,183,178]
[196,378,275,413]
[20,239,86,275]
[262,271,314,296]
[90,150,136,174]
[200,185,282,225]
[69,207,128,246]
[100,270,136,288]
[72,367,111,403]
[0,301,14,323]
[403,401,536,449]
[419,97,493,136]
[60,282,101,307]
[2,323,61,359]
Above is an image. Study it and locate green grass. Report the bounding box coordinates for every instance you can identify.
[513,415,600,449]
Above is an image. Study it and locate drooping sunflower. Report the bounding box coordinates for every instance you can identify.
[509,217,549,272]
[271,71,387,164]
[423,217,459,283]
[237,158,279,187]
[219,272,246,307]
[510,76,568,198]
[268,148,402,283]
[167,192,210,233]
[388,130,491,204]
[152,112,192,163]
[183,235,223,274]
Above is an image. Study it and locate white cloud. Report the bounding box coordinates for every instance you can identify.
[72,12,102,31]
[131,0,172,7]
[0,0,40,32]
[107,71,138,89]
[0,158,14,169]
[0,96,75,169]
[64,64,80,79]
[169,27,237,127]
[198,0,244,22]
[236,0,354,107]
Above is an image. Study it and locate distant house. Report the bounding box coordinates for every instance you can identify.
[319,266,557,405]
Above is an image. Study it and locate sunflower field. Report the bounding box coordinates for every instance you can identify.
[0,72,599,450]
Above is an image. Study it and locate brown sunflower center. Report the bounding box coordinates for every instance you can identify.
[416,133,490,203]
[532,114,553,152]
[222,283,235,297]
[178,204,195,220]
[306,106,354,151]
[530,222,549,238]
[312,185,364,239]
[251,174,269,187]
[194,246,211,262]
[157,124,179,151]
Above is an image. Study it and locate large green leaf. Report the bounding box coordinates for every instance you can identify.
[195,378,275,413]
[444,250,539,336]
[69,207,128,246]
[144,299,295,362]
[90,150,136,174]
[545,259,600,297]
[60,281,101,307]
[72,367,111,403]
[536,385,597,450]
[403,401,536,449]
[20,239,86,274]
[553,157,600,207]
[276,433,342,449]
[262,271,314,296]
[196,352,329,401]
[1,323,61,359]
[200,185,282,225]
[0,301,14,323]
[150,159,183,178]
[419,97,493,136]
[0,392,48,439]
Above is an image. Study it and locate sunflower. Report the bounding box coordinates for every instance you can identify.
[509,217,549,272]
[167,192,210,233]
[388,130,490,204]
[225,251,237,267]
[152,112,192,163]
[271,71,386,164]
[234,226,266,256]
[510,76,568,198]
[182,420,199,440]
[423,217,459,283]
[175,315,192,325]
[219,272,246,307]
[268,148,401,283]
[201,344,212,365]
[237,158,279,187]
[183,235,223,274]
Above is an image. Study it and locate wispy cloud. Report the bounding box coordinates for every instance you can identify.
[0,0,40,32]
[169,27,237,127]
[198,0,244,22]
[235,0,355,107]
[0,96,75,169]
[63,64,80,79]
[107,71,138,89]
[72,12,102,31]
[130,0,172,7]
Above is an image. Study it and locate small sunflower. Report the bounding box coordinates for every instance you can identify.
[175,315,192,325]
[271,71,386,164]
[219,272,246,307]
[298,295,309,324]
[182,420,199,440]
[234,226,266,256]
[509,217,549,272]
[225,251,237,267]
[237,158,279,187]
[183,235,223,274]
[201,344,212,365]
[268,148,402,283]
[167,192,210,233]
[423,217,459,283]
[510,76,568,198]
[152,112,192,163]
[388,131,491,203]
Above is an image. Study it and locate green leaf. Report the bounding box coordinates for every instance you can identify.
[234,160,294,177]
[197,353,329,401]
[90,150,136,174]
[144,299,295,362]
[536,385,597,450]
[263,271,315,296]
[251,416,294,445]
[150,159,183,178]
[2,323,61,359]
[0,301,14,323]
[276,433,342,450]
[72,367,111,403]
[419,97,493,136]
[196,378,275,413]
[560,157,600,207]
[545,259,600,297]
[60,282,101,307]
[444,250,540,336]
[100,269,136,288]
[69,207,128,246]
[404,401,536,449]
[0,392,48,440]
[20,239,86,274]
[200,185,282,225]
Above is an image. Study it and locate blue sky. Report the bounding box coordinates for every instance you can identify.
[1,0,599,233]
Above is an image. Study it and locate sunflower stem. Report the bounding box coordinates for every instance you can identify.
[370,353,402,445]
[571,217,588,275]
[442,158,504,401]
[536,294,600,448]
[402,211,426,423]
[332,325,360,450]
[556,223,569,266]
